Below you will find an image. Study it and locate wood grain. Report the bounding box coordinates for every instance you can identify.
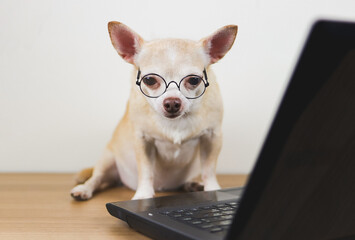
[0,173,247,240]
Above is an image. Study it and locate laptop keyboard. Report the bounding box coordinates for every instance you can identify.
[159,200,239,234]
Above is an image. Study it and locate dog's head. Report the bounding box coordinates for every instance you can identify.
[108,22,237,119]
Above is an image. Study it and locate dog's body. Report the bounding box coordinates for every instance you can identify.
[71,22,237,200]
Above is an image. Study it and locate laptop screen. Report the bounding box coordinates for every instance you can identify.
[229,20,355,240]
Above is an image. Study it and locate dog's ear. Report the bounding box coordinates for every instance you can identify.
[108,21,144,65]
[201,25,238,64]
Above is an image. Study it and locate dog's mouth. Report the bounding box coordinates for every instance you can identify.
[164,112,181,119]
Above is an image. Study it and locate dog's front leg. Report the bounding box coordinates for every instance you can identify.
[71,149,117,200]
[132,135,155,200]
[200,129,222,191]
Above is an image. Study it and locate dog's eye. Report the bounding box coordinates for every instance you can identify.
[143,76,158,86]
[187,77,201,86]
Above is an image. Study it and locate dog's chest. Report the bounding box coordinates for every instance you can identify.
[154,137,199,165]
[145,115,213,164]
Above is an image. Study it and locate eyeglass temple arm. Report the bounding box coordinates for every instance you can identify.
[136,69,141,85]
[203,69,209,87]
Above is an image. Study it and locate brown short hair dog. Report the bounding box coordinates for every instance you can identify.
[71,22,238,200]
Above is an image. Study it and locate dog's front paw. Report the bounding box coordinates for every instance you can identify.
[70,184,93,201]
[204,182,221,191]
[183,182,204,192]
[132,188,154,200]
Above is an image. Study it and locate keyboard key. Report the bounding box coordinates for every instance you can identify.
[207,217,221,222]
[227,201,238,206]
[203,212,223,217]
[221,214,234,220]
[219,207,233,211]
[211,208,220,213]
[159,210,171,215]
[199,206,213,210]
[210,227,223,233]
[190,220,203,225]
[217,220,232,226]
[200,223,214,229]
[170,213,183,218]
[188,207,199,212]
[174,209,185,213]
[222,210,235,215]
[214,203,227,208]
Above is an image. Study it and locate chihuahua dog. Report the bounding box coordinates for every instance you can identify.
[71,22,237,200]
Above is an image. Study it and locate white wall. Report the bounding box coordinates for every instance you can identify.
[1,0,355,173]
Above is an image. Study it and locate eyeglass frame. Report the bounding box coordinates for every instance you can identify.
[135,69,209,99]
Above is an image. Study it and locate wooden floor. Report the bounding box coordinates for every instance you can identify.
[0,173,247,240]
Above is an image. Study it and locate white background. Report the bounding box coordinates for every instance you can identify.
[1,0,355,173]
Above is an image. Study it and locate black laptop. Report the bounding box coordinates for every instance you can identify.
[106,20,355,240]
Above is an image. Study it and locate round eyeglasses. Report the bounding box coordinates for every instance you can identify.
[135,69,209,99]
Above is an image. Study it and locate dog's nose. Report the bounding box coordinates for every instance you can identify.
[163,98,181,114]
